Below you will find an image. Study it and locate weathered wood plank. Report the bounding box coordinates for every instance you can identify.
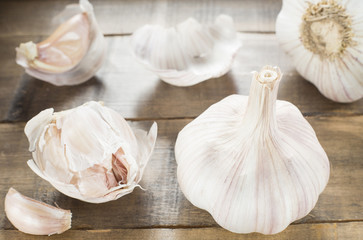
[0,36,42,122]
[0,0,281,37]
[0,116,362,230]
[1,222,362,240]
[2,34,362,122]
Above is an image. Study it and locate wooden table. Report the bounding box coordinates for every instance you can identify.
[0,0,362,239]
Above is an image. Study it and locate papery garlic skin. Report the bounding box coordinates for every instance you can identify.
[276,0,363,102]
[16,0,106,86]
[5,188,71,235]
[131,15,242,86]
[175,66,330,234]
[25,101,157,203]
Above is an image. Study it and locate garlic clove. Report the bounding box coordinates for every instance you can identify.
[276,0,363,102]
[25,102,157,203]
[131,15,242,87]
[5,188,71,235]
[16,0,106,86]
[28,13,90,74]
[175,66,330,234]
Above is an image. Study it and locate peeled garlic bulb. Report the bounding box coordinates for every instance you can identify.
[131,15,242,86]
[16,0,106,86]
[175,66,330,234]
[276,0,363,102]
[5,188,71,235]
[24,101,157,203]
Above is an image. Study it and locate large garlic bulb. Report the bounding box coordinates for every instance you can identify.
[175,66,330,234]
[276,0,363,102]
[16,0,106,86]
[131,15,242,86]
[25,101,157,203]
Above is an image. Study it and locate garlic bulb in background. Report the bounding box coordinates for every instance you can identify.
[276,0,363,102]
[131,15,242,86]
[5,188,71,235]
[16,0,106,86]
[175,66,330,234]
[25,101,157,203]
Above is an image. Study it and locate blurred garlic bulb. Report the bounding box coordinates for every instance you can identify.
[16,0,106,86]
[131,15,242,86]
[175,66,330,234]
[276,0,363,102]
[25,101,157,203]
[5,188,71,235]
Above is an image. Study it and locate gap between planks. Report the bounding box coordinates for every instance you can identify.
[2,220,363,231]
[2,111,363,124]
[5,30,276,39]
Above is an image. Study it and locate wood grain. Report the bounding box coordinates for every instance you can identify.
[1,0,362,239]
[0,116,362,230]
[2,34,362,122]
[0,0,281,37]
[1,222,362,240]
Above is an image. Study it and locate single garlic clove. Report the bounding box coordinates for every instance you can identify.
[131,15,242,87]
[4,188,71,235]
[175,66,330,234]
[276,0,363,102]
[16,0,106,86]
[24,101,157,203]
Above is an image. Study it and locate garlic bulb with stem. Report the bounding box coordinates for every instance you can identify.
[131,15,242,87]
[5,188,71,235]
[16,0,106,86]
[25,101,157,203]
[175,66,330,234]
[276,0,363,102]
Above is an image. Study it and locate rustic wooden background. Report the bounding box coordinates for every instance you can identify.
[0,0,362,239]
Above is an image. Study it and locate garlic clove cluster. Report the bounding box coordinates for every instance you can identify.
[276,0,363,102]
[16,0,106,86]
[5,188,71,235]
[25,101,157,203]
[131,15,242,86]
[175,66,330,234]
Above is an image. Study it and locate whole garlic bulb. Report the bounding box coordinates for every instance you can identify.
[175,66,330,234]
[16,0,106,86]
[276,0,363,102]
[25,102,157,203]
[131,15,242,87]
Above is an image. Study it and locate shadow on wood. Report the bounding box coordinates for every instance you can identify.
[6,76,105,122]
[135,72,238,119]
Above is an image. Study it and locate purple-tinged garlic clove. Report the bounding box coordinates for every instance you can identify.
[16,0,106,86]
[5,188,71,235]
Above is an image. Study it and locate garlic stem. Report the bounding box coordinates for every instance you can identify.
[242,66,282,137]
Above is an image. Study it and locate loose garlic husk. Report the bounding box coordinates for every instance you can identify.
[276,0,363,102]
[24,101,157,203]
[175,66,330,234]
[5,188,71,235]
[131,15,242,86]
[16,0,106,86]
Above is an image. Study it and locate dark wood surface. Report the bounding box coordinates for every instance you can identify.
[0,0,362,239]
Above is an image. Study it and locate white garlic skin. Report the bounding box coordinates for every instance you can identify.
[131,14,242,86]
[175,66,330,234]
[15,0,106,86]
[24,101,157,203]
[5,188,71,235]
[276,0,363,102]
